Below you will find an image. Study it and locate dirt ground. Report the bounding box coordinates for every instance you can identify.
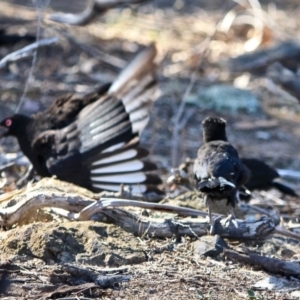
[0,0,300,299]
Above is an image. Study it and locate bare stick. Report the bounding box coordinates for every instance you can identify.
[61,31,126,69]
[49,0,149,26]
[97,209,275,239]
[171,15,224,167]
[0,193,94,226]
[16,0,51,113]
[277,169,300,179]
[274,226,300,241]
[224,248,300,278]
[0,37,58,69]
[171,38,209,167]
[77,197,212,220]
[267,62,300,102]
[49,1,98,26]
[62,263,130,288]
[0,188,276,240]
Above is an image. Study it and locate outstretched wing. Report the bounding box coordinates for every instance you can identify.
[32,44,162,194]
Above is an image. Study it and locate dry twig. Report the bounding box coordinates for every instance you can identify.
[0,37,58,69]
[224,248,300,278]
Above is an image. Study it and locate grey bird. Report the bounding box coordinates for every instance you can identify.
[193,117,249,226]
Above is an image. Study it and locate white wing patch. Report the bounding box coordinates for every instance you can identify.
[91,171,146,183]
[101,142,125,153]
[92,149,138,166]
[131,116,149,135]
[91,160,144,174]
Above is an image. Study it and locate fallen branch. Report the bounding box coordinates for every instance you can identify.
[43,282,99,299]
[49,0,148,26]
[0,37,58,69]
[74,198,211,220]
[49,1,99,26]
[0,189,276,240]
[228,41,300,73]
[62,264,130,288]
[59,31,126,69]
[51,202,276,240]
[274,226,300,241]
[224,248,300,278]
[239,202,280,225]
[277,169,300,179]
[0,193,94,226]
[98,209,275,240]
[267,62,300,102]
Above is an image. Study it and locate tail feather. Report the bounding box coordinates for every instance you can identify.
[86,138,161,194]
[91,147,148,166]
[272,180,298,197]
[109,44,158,136]
[91,160,157,174]
[78,44,158,154]
[108,44,157,97]
[75,45,162,194]
[84,136,143,165]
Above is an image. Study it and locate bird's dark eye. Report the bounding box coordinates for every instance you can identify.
[5,119,12,127]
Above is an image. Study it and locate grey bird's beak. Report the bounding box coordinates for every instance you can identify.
[218,177,236,188]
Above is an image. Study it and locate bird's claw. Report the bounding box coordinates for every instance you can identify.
[208,215,223,235]
[223,214,239,228]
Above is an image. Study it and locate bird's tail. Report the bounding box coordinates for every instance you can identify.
[272,180,298,197]
[197,177,235,193]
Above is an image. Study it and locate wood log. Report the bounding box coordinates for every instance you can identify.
[267,62,300,102]
[62,263,130,288]
[0,190,277,240]
[95,208,276,240]
[49,0,148,26]
[228,41,300,73]
[224,248,300,278]
[0,37,58,69]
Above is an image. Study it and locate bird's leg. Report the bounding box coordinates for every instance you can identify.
[227,204,236,219]
[224,204,238,228]
[205,195,222,234]
[204,195,213,225]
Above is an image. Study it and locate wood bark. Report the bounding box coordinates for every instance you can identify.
[267,62,300,101]
[228,41,300,73]
[224,248,300,278]
[0,190,278,240]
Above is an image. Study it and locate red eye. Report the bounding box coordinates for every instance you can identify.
[5,119,12,127]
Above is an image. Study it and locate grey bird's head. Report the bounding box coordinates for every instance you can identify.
[202,117,228,143]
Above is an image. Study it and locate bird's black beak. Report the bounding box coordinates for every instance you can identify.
[0,126,8,138]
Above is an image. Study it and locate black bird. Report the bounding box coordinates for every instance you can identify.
[0,44,162,194]
[193,117,249,225]
[241,158,298,198]
[0,28,35,46]
[0,263,12,295]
